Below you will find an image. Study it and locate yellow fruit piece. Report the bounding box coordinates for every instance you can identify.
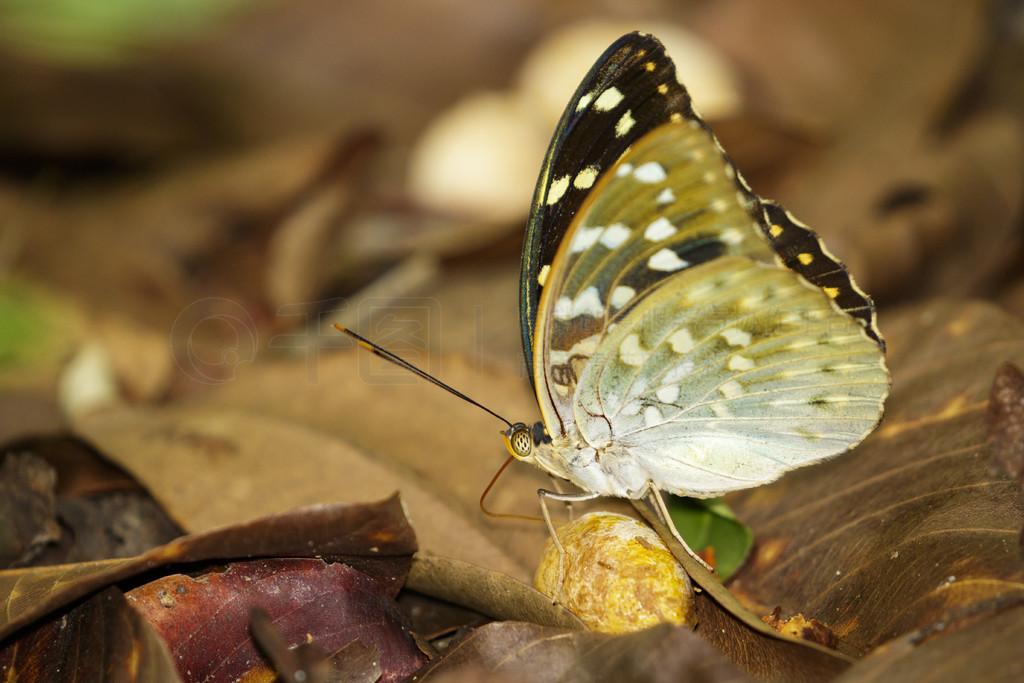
[535,512,696,632]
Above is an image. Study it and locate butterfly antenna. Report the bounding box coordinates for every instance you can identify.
[333,324,515,429]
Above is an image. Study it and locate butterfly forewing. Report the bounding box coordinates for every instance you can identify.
[521,32,697,384]
[534,119,777,434]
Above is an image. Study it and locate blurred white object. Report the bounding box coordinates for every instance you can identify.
[407,91,546,224]
[59,342,121,418]
[407,21,742,224]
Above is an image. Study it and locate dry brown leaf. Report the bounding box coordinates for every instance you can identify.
[405,555,583,632]
[71,405,529,581]
[193,339,566,576]
[416,621,751,682]
[728,299,1024,653]
[832,599,1024,682]
[12,133,364,335]
[0,587,181,682]
[634,495,856,680]
[697,1,1023,302]
[988,362,1024,484]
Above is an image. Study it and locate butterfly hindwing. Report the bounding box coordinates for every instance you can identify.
[574,254,889,496]
[521,32,697,385]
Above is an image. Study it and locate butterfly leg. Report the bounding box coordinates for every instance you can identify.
[637,483,715,573]
[545,475,579,520]
[537,488,601,599]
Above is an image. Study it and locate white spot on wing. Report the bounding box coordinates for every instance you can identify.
[668,329,695,353]
[728,355,755,371]
[720,228,744,245]
[610,286,635,308]
[569,226,603,253]
[537,264,550,287]
[575,91,595,111]
[600,223,631,248]
[711,403,732,418]
[649,248,688,271]
[633,162,667,183]
[620,334,647,366]
[644,405,662,426]
[719,380,742,399]
[573,166,599,190]
[644,217,676,242]
[554,296,572,320]
[546,175,570,206]
[615,163,633,177]
[594,87,624,111]
[710,198,731,213]
[656,188,675,205]
[616,110,635,137]
[571,286,603,318]
[720,328,751,347]
[655,384,680,403]
[663,361,694,384]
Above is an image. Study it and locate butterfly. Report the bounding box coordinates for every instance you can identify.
[498,31,890,510]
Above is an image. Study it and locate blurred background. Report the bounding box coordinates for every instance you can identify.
[1,0,1023,576]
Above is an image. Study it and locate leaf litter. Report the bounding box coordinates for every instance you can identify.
[2,1,1024,680]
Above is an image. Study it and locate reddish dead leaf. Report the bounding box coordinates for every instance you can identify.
[728,300,1024,652]
[250,608,384,683]
[0,586,181,682]
[127,559,424,683]
[0,494,415,642]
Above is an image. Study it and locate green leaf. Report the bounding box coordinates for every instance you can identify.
[0,277,78,383]
[0,0,255,64]
[666,496,752,580]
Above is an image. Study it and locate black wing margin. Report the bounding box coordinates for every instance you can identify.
[760,201,885,349]
[519,32,699,386]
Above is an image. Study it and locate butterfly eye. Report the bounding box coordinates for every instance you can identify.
[501,423,534,460]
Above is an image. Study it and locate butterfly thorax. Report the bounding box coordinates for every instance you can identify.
[529,421,654,499]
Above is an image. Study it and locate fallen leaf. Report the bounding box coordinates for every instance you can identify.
[127,559,425,683]
[987,362,1024,483]
[832,598,1024,682]
[71,405,529,582]
[405,555,583,632]
[0,586,181,682]
[0,494,415,641]
[728,299,1024,652]
[415,621,751,682]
